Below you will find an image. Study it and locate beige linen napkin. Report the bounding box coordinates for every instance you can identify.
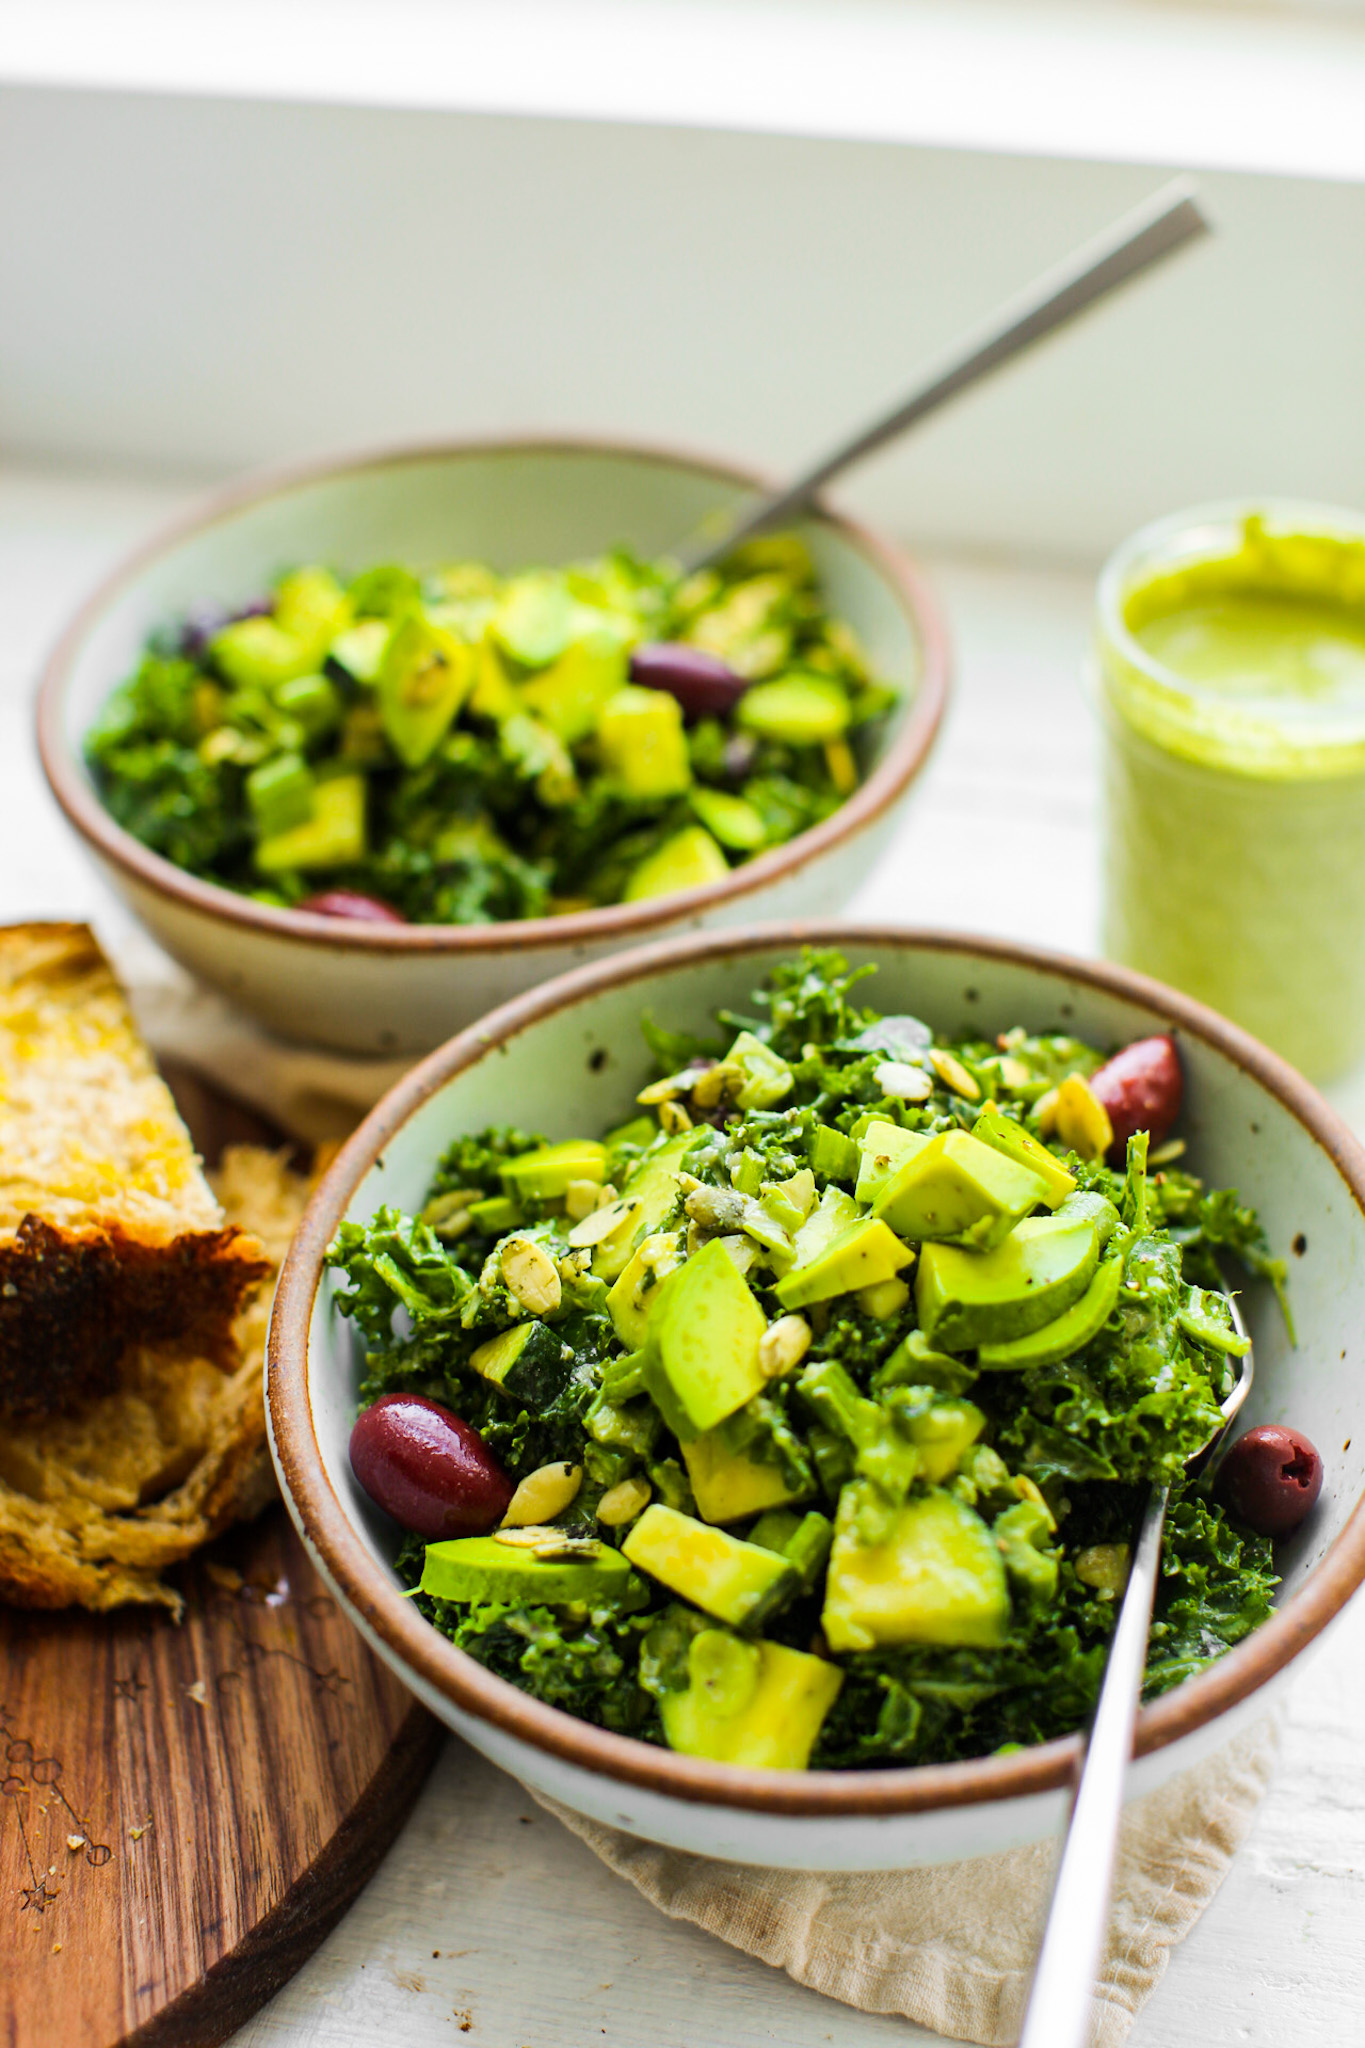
[533,1719,1278,2046]
[112,932,1280,2044]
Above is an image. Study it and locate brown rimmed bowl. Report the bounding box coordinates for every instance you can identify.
[36,438,948,1056]
[267,922,1365,1868]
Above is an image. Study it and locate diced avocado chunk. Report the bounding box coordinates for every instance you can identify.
[520,632,627,742]
[897,1396,987,1483]
[680,1427,814,1525]
[254,773,366,873]
[736,672,850,745]
[854,1120,930,1206]
[875,1328,980,1395]
[599,685,692,798]
[421,1535,638,1608]
[659,1629,843,1770]
[623,826,729,902]
[750,1509,835,1591]
[787,1184,858,1268]
[689,786,767,851]
[872,1129,1048,1249]
[1052,1187,1122,1246]
[467,1194,521,1234]
[245,750,314,837]
[915,1214,1100,1353]
[972,1110,1076,1208]
[622,1503,797,1630]
[378,613,475,768]
[328,617,392,684]
[467,1319,567,1403]
[774,1215,911,1310]
[977,1250,1125,1369]
[491,572,579,668]
[211,575,348,688]
[724,1029,794,1109]
[650,1237,767,1433]
[822,1484,1010,1652]
[810,1124,859,1184]
[594,1131,694,1280]
[500,1139,607,1202]
[992,1498,1060,1610]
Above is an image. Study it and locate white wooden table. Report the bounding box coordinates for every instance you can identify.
[3,463,1362,2047]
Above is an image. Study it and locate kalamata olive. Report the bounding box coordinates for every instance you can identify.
[1217,1424,1323,1537]
[349,1393,514,1538]
[297,889,408,925]
[629,642,748,721]
[1089,1034,1183,1163]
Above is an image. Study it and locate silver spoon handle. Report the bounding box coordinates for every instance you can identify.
[681,178,1210,574]
[1017,1482,1170,2048]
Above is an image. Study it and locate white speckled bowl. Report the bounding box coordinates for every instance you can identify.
[268,924,1365,1870]
[37,440,948,1055]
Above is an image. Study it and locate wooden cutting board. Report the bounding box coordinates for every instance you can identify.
[0,1068,444,2048]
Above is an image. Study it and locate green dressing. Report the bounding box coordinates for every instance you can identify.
[1098,508,1365,1078]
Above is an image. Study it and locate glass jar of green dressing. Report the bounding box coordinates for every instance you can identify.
[1097,502,1365,1079]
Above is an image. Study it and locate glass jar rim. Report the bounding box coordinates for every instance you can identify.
[1096,497,1365,774]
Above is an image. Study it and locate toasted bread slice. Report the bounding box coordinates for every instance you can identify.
[0,1144,309,1613]
[0,923,269,1418]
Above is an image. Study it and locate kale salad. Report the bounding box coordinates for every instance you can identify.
[85,541,894,926]
[331,954,1288,1772]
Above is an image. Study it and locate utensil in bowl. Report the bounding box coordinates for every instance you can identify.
[682,179,1209,572]
[1018,1297,1253,2046]
[37,441,947,1056]
[266,921,1365,1871]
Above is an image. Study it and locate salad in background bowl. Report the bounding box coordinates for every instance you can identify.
[267,926,1365,1870]
[37,439,947,1054]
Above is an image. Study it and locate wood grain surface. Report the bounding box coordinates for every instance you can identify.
[0,1071,444,2048]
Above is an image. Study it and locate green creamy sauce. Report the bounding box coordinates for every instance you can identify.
[1100,513,1365,1079]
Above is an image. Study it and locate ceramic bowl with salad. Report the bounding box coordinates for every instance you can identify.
[268,925,1365,1870]
[37,440,946,1054]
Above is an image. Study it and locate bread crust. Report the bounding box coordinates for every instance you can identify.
[0,922,268,1418]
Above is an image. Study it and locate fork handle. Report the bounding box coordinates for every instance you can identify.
[1016,1482,1170,2048]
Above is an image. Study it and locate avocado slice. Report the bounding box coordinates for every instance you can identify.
[491,572,579,668]
[328,617,392,685]
[915,1212,1100,1353]
[467,1320,569,1404]
[467,1193,521,1234]
[736,672,850,745]
[650,1237,768,1433]
[420,1535,638,1607]
[871,1129,1048,1249]
[680,1426,815,1525]
[621,1503,797,1630]
[254,773,366,873]
[606,1231,681,1349]
[854,1120,930,1206]
[822,1484,1010,1652]
[378,613,475,768]
[773,1214,912,1311]
[623,826,729,902]
[594,1131,694,1281]
[972,1110,1076,1208]
[724,1030,794,1110]
[520,631,627,742]
[1052,1187,1122,1246]
[689,786,767,851]
[659,1629,843,1770]
[500,1139,607,1202]
[599,685,692,799]
[976,1249,1125,1369]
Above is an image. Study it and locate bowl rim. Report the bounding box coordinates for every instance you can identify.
[35,434,950,956]
[268,920,1365,1818]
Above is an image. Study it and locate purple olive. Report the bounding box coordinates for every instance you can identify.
[630,642,748,721]
[298,889,408,925]
[350,1393,514,1538]
[1217,1424,1323,1537]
